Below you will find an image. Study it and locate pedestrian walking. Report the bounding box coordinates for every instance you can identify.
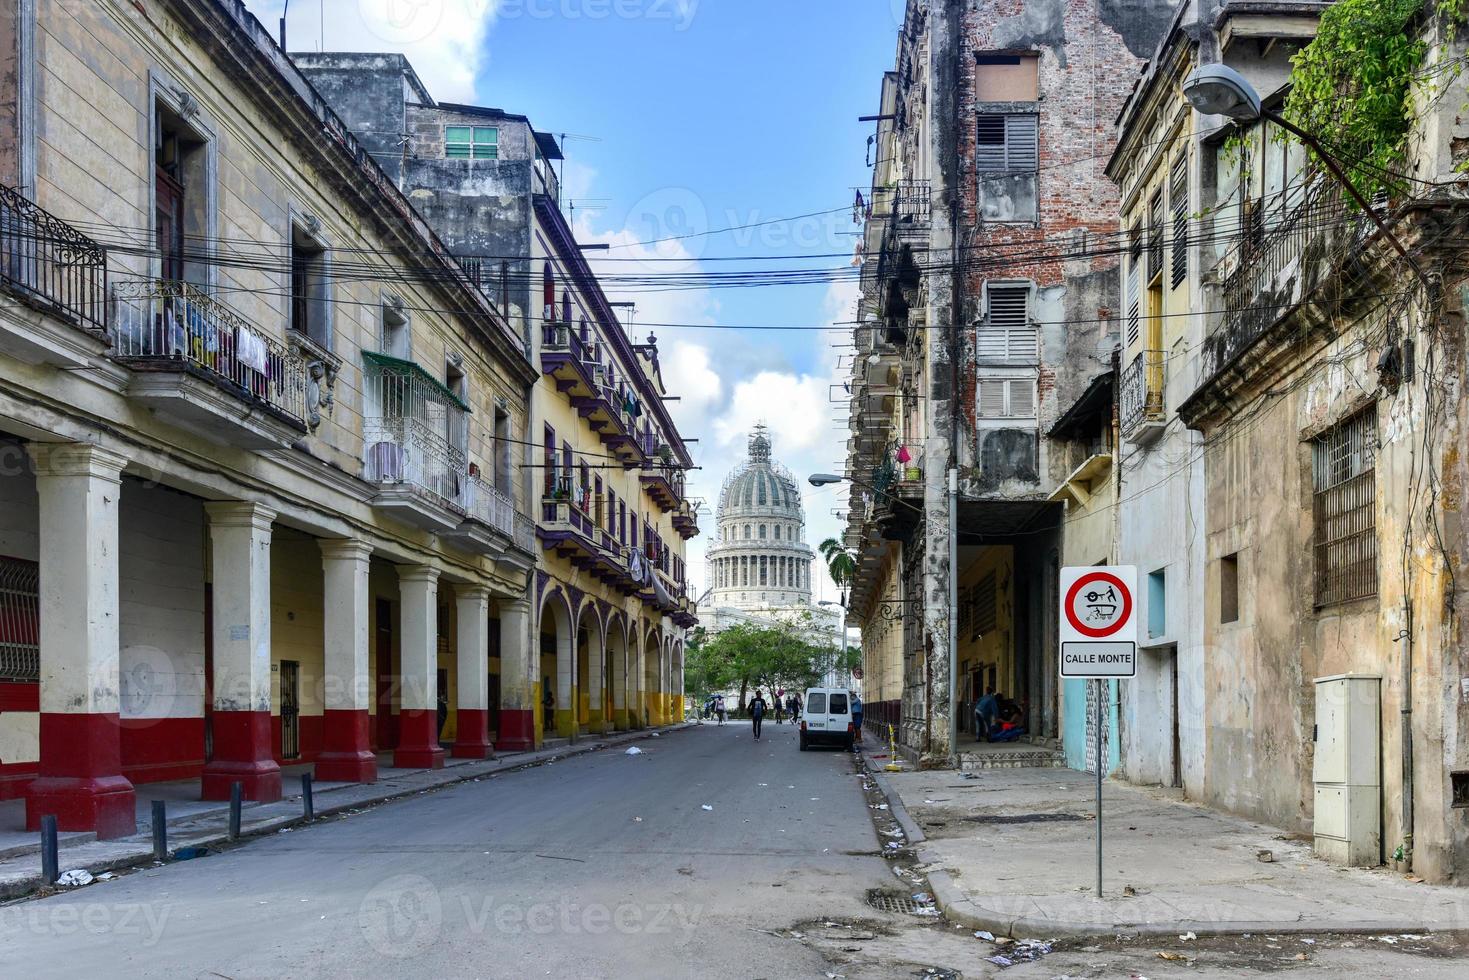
[715,694,727,725]
[749,689,768,741]
[774,697,785,724]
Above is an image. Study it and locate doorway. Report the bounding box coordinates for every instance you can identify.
[1169,646,1182,789]
[280,660,300,760]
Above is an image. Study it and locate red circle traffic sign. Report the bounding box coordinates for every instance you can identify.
[1064,571,1132,639]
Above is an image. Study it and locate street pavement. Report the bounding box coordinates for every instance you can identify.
[0,720,891,979]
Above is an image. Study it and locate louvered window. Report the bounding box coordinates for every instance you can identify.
[977,377,1036,419]
[976,115,1039,172]
[1313,410,1378,606]
[977,284,1037,360]
[1147,191,1165,282]
[1170,155,1189,288]
[1125,228,1142,347]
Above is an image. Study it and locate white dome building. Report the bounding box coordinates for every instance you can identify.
[705,426,815,610]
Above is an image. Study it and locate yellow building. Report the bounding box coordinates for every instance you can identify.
[0,0,544,833]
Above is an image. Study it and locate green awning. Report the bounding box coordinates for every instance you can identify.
[362,350,472,412]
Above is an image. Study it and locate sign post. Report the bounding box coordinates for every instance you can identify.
[1059,566,1137,898]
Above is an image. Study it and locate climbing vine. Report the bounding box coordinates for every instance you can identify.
[1283,0,1432,201]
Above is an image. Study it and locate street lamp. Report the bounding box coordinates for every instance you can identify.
[808,472,927,517]
[1180,64,1427,282]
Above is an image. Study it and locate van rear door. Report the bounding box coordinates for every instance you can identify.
[805,691,827,732]
[828,691,850,736]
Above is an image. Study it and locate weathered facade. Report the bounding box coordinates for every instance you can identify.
[846,0,1175,762]
[296,53,699,743]
[0,0,685,838]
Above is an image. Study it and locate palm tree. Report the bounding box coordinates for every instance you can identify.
[818,537,855,596]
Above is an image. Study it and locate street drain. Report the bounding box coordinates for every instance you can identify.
[866,889,920,914]
[962,812,1085,824]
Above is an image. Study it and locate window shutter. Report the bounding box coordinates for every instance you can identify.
[1126,229,1142,347]
[976,115,1007,172]
[1170,155,1189,288]
[1005,115,1038,172]
[988,285,1028,329]
[1009,379,1036,418]
[978,380,1007,417]
[976,114,1037,173]
[1148,191,1165,281]
[978,284,1038,359]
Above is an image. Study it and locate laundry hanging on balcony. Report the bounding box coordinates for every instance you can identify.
[236,326,268,374]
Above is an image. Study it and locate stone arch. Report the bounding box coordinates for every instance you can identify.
[644,625,662,725]
[538,587,574,740]
[606,611,630,730]
[574,600,604,736]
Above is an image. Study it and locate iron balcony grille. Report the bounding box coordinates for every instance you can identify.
[466,474,520,538]
[0,555,40,683]
[111,278,310,424]
[1312,410,1378,607]
[1119,349,1166,436]
[891,180,931,225]
[0,183,107,333]
[363,352,471,511]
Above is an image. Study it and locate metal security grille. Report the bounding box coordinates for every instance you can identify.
[975,114,1038,172]
[1313,410,1378,606]
[0,556,40,682]
[1170,155,1189,288]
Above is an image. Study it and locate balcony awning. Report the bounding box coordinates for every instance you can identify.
[1047,369,1114,440]
[362,351,471,412]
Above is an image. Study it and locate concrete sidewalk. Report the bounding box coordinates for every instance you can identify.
[865,760,1469,937]
[0,724,691,899]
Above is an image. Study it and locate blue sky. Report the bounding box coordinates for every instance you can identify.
[246,0,902,595]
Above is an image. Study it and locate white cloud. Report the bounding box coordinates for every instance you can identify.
[243,0,497,102]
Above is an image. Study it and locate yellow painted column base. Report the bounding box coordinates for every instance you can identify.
[611,708,629,731]
[555,708,577,739]
[588,707,605,732]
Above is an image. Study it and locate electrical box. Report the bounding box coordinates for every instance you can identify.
[1312,674,1381,866]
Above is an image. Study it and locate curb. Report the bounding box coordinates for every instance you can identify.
[0,723,692,901]
[859,754,925,845]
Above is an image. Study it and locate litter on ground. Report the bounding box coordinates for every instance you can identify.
[701,804,714,811]
[57,869,93,887]
[625,747,644,755]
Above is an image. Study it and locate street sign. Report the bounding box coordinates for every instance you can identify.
[1060,566,1137,679]
[1058,565,1137,900]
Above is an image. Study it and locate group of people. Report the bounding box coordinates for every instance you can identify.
[973,688,1027,743]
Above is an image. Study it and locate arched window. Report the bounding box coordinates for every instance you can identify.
[542,261,554,314]
[744,524,751,539]
[562,290,572,325]
[758,524,766,539]
[758,477,768,505]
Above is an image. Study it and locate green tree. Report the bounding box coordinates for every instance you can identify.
[818,537,855,595]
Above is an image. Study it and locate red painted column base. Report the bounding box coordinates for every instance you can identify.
[392,708,445,769]
[496,709,535,752]
[452,708,494,759]
[25,712,136,838]
[315,709,378,783]
[202,710,281,802]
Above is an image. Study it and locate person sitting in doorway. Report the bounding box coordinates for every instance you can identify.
[974,688,999,742]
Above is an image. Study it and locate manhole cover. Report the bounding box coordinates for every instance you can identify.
[963,812,1085,824]
[866,889,920,914]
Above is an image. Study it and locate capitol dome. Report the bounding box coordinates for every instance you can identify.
[705,426,814,610]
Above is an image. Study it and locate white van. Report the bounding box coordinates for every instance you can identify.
[799,687,854,751]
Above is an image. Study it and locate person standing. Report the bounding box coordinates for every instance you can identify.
[975,688,999,742]
[749,689,768,741]
[850,690,864,743]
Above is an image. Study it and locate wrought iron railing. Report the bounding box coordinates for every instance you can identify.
[364,415,469,511]
[891,180,931,226]
[0,555,40,683]
[111,278,310,424]
[0,183,107,333]
[1120,349,1166,437]
[542,318,586,360]
[466,474,518,537]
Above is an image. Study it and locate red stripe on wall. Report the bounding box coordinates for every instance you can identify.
[0,681,39,712]
[120,717,205,785]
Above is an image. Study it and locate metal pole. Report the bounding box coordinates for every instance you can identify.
[228,782,242,841]
[947,467,959,767]
[1096,679,1104,898]
[301,773,315,822]
[152,800,168,862]
[40,815,58,886]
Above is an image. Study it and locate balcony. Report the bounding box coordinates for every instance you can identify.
[640,462,685,512]
[575,379,645,464]
[889,179,931,239]
[449,475,535,560]
[111,279,310,448]
[540,320,598,398]
[671,500,700,540]
[1120,349,1167,445]
[0,183,109,367]
[538,495,601,564]
[362,352,470,532]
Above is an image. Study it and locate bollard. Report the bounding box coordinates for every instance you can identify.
[152,800,168,862]
[40,815,58,886]
[301,774,314,822]
[228,782,242,840]
[885,724,902,772]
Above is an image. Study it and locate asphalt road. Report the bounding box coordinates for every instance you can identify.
[0,721,890,979]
